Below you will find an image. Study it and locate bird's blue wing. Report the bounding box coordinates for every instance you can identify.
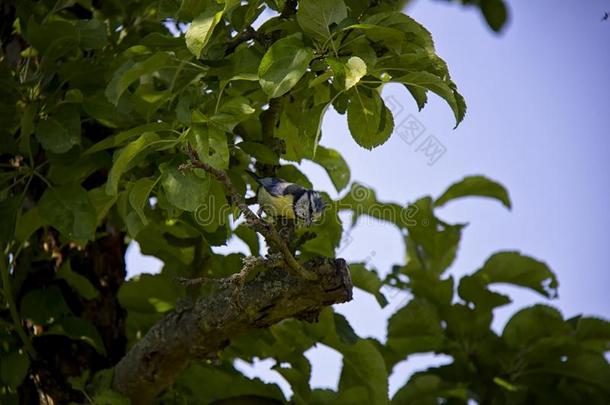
[257,177,289,196]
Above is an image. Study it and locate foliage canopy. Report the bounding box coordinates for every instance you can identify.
[0,0,608,404]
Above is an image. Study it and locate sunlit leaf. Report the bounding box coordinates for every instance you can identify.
[258,34,314,98]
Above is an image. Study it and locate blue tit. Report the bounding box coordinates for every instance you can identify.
[247,171,326,226]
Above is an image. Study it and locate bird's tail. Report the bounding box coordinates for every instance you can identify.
[245,170,261,183]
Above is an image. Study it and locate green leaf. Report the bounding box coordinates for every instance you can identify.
[93,389,131,405]
[258,34,314,98]
[311,146,350,192]
[334,313,360,345]
[0,196,19,243]
[349,264,388,307]
[160,160,210,212]
[344,56,367,90]
[188,125,230,170]
[362,12,435,51]
[276,165,313,189]
[347,87,394,150]
[172,363,285,403]
[38,184,98,242]
[338,183,401,228]
[105,132,161,196]
[195,178,229,233]
[88,187,118,226]
[457,274,511,311]
[84,122,171,155]
[574,317,610,353]
[502,305,569,348]
[0,350,30,388]
[395,71,466,127]
[35,104,81,153]
[481,0,508,33]
[20,286,72,325]
[469,251,558,299]
[337,340,388,405]
[297,0,348,42]
[68,370,90,391]
[211,96,256,131]
[105,52,173,105]
[234,224,260,256]
[300,197,342,257]
[392,374,467,405]
[56,261,100,300]
[47,316,107,355]
[118,272,181,314]
[15,207,43,242]
[276,102,325,162]
[75,19,107,50]
[237,141,279,164]
[387,300,444,362]
[185,2,224,58]
[435,175,511,209]
[404,197,463,275]
[129,177,157,223]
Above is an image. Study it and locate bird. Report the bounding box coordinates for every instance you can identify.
[246,171,326,226]
[603,12,609,21]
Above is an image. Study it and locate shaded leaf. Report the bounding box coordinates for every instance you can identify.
[105,53,173,105]
[234,224,260,256]
[349,263,388,307]
[392,374,467,405]
[502,305,569,348]
[38,183,97,242]
[337,340,388,405]
[129,177,157,223]
[435,175,511,209]
[311,146,350,192]
[481,0,509,33]
[396,71,466,127]
[471,251,558,299]
[20,286,72,325]
[56,260,100,300]
[35,104,81,153]
[48,316,107,355]
[387,300,444,362]
[0,351,30,388]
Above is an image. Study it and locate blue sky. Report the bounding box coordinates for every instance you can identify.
[127,0,610,397]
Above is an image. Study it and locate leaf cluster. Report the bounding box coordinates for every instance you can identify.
[0,0,605,404]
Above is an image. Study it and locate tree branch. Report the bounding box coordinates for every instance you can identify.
[180,145,317,281]
[112,258,353,404]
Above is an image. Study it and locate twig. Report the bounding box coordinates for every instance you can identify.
[224,26,269,55]
[180,146,318,281]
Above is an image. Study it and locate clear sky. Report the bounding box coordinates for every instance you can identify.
[126,0,610,398]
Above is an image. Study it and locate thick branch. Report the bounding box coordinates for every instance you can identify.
[112,258,353,404]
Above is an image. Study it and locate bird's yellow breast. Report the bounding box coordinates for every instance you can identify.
[257,187,295,219]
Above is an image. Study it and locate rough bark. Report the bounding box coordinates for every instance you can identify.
[112,257,353,404]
